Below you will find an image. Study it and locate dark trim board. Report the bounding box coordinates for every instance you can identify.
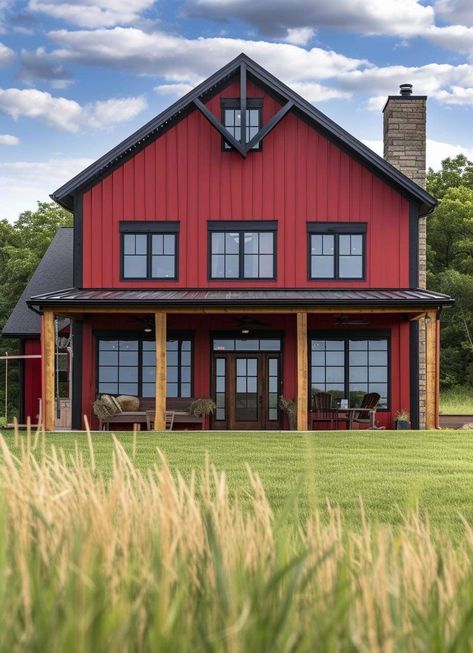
[409,320,420,429]
[409,202,420,288]
[73,193,83,289]
[71,320,83,429]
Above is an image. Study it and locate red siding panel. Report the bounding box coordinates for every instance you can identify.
[24,339,41,424]
[82,81,411,290]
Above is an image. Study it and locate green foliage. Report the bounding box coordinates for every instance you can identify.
[440,387,473,414]
[0,201,71,327]
[427,156,473,389]
[427,154,473,199]
[0,201,71,419]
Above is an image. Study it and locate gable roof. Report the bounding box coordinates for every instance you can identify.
[1,227,73,338]
[51,53,436,216]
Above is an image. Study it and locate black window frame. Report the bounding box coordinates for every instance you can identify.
[208,220,277,281]
[120,221,179,281]
[309,329,390,411]
[221,98,263,152]
[307,222,367,281]
[95,330,193,399]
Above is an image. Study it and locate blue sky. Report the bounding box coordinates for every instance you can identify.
[2,0,473,219]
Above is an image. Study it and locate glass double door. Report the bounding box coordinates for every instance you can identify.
[212,353,280,430]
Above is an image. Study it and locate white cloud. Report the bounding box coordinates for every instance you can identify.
[283,27,314,46]
[0,41,14,66]
[434,85,473,104]
[434,0,473,27]
[28,0,155,28]
[154,82,196,98]
[0,133,18,145]
[186,0,434,38]
[0,87,147,131]
[0,157,93,221]
[363,138,473,171]
[48,27,367,84]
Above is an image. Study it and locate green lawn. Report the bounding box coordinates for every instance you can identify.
[440,386,473,414]
[6,429,473,536]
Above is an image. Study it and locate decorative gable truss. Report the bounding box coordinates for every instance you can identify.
[52,53,436,216]
[193,62,294,157]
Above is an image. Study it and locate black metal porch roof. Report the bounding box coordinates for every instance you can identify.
[28,287,453,309]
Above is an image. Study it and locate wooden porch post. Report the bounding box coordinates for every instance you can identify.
[154,311,167,431]
[296,311,308,431]
[425,309,439,430]
[41,309,55,431]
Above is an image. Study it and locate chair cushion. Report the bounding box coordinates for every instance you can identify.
[117,395,140,411]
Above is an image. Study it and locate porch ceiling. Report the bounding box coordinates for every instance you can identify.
[28,287,453,311]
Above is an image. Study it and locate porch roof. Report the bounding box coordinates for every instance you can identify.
[28,287,453,310]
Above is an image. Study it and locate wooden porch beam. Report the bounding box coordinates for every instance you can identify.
[51,306,431,316]
[425,309,439,429]
[193,98,247,157]
[296,311,308,431]
[154,311,167,431]
[41,309,55,431]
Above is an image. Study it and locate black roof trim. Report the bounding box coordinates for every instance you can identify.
[51,53,436,216]
[28,287,453,310]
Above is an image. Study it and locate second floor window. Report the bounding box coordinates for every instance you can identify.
[308,223,366,280]
[120,222,179,280]
[208,221,276,280]
[222,99,262,150]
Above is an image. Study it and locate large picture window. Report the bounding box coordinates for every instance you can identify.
[120,222,179,280]
[208,221,276,280]
[307,223,366,280]
[97,335,192,398]
[310,333,389,409]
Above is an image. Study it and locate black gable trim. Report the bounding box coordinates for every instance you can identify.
[51,53,437,216]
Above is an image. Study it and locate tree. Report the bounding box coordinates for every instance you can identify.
[427,154,473,199]
[0,202,71,419]
[426,186,473,275]
[427,156,473,390]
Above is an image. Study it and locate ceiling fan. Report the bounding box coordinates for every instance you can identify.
[335,314,369,326]
[233,315,270,330]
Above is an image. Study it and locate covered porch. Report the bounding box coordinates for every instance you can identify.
[30,288,451,432]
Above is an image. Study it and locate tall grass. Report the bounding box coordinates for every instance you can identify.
[440,386,473,414]
[2,429,473,651]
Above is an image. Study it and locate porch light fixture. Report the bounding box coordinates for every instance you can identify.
[144,327,152,333]
[241,328,250,335]
[424,312,431,326]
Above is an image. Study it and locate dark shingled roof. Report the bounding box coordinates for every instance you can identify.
[28,287,453,309]
[2,228,73,338]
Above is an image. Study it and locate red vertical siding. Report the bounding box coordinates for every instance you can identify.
[81,80,411,290]
[24,338,41,424]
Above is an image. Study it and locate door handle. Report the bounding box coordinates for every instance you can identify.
[258,395,263,405]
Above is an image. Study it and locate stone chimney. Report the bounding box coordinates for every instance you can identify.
[383,84,427,288]
[383,84,428,429]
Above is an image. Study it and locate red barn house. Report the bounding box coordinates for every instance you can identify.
[3,54,453,431]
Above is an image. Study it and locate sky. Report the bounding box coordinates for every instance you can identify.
[2,1,473,219]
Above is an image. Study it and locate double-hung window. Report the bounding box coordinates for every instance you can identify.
[310,332,389,409]
[208,221,276,280]
[222,99,262,150]
[97,335,192,398]
[307,223,366,280]
[121,222,179,280]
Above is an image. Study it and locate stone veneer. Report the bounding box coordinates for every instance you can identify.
[383,88,427,428]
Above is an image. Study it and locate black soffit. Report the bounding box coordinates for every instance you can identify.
[51,53,436,216]
[28,288,454,309]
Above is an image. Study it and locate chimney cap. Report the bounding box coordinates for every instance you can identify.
[400,83,413,96]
